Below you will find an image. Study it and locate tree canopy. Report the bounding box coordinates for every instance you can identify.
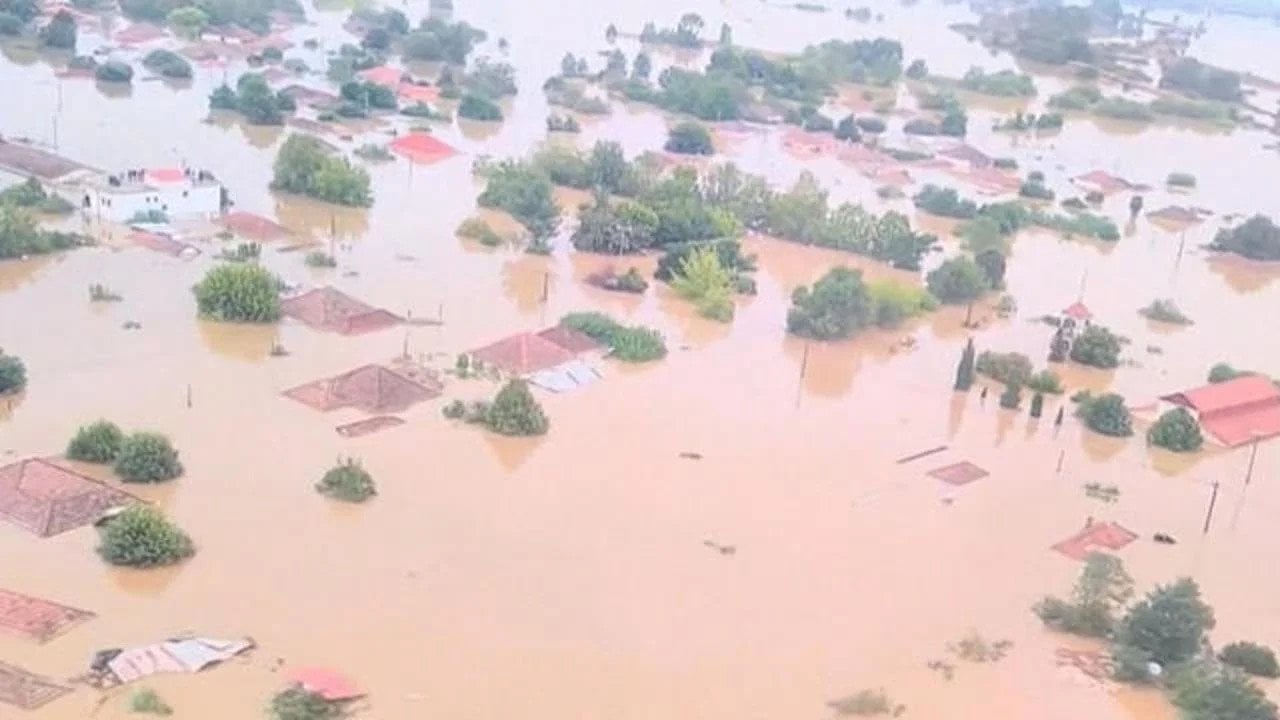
[664,121,715,155]
[1070,325,1122,368]
[193,263,281,322]
[39,9,76,49]
[114,432,183,483]
[97,505,194,567]
[1211,215,1280,261]
[1034,552,1134,637]
[271,135,371,207]
[477,160,560,239]
[1081,392,1132,436]
[1116,578,1215,669]
[485,379,549,436]
[1148,408,1204,452]
[926,256,988,305]
[786,266,873,341]
[0,350,25,395]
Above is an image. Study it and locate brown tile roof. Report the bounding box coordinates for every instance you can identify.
[0,459,135,537]
[284,364,440,413]
[470,332,576,376]
[281,287,401,335]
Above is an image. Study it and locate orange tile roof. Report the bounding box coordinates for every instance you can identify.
[471,332,575,376]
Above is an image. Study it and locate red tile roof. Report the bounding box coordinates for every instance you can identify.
[0,459,136,537]
[389,132,456,164]
[1162,375,1280,447]
[1062,301,1092,321]
[1051,521,1137,561]
[288,667,363,701]
[146,168,186,184]
[536,326,602,355]
[359,66,401,87]
[284,365,440,413]
[281,287,401,335]
[1163,375,1280,416]
[471,332,575,376]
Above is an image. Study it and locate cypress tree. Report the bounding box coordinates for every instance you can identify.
[954,338,976,391]
[1030,392,1045,418]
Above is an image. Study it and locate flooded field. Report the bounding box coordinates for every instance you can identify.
[3,0,1280,718]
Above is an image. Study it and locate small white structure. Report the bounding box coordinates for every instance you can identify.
[58,167,223,224]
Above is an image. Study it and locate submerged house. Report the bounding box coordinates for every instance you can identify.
[1159,375,1280,447]
[468,327,606,393]
[59,167,223,223]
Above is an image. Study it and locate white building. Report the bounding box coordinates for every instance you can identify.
[56,167,224,224]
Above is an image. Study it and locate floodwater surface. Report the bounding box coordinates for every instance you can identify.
[2,0,1280,718]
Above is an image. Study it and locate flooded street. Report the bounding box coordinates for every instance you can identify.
[3,0,1280,718]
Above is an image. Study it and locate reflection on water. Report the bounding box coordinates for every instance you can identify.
[197,319,279,362]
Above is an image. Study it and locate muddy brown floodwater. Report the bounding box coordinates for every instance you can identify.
[3,0,1280,718]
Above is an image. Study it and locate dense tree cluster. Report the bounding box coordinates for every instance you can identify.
[664,121,715,155]
[913,185,977,219]
[477,161,559,239]
[926,256,988,305]
[121,0,302,34]
[39,9,76,49]
[210,73,295,124]
[1211,215,1280,261]
[400,16,486,63]
[0,203,84,259]
[640,12,706,48]
[957,67,1036,97]
[786,267,873,341]
[271,135,372,207]
[143,48,193,78]
[1070,325,1122,368]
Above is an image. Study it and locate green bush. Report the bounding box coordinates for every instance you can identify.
[975,350,1033,386]
[94,60,134,83]
[926,256,988,305]
[39,9,76,49]
[1116,578,1215,668]
[1082,393,1132,437]
[1171,664,1277,720]
[1148,408,1204,452]
[114,432,183,483]
[1209,362,1250,384]
[786,267,873,341]
[129,688,173,715]
[912,184,977,219]
[959,67,1036,97]
[1220,642,1280,678]
[1211,215,1280,261]
[0,351,25,394]
[999,382,1022,409]
[97,505,194,567]
[477,161,559,239]
[458,93,503,121]
[193,264,281,322]
[485,379,548,436]
[269,687,339,720]
[559,312,667,362]
[66,420,125,463]
[1027,369,1063,394]
[142,49,192,79]
[866,278,936,328]
[664,121,714,155]
[1167,172,1197,188]
[315,460,376,502]
[304,251,337,267]
[1070,325,1122,368]
[1140,299,1192,325]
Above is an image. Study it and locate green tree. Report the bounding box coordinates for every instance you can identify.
[718,21,731,46]
[833,114,861,142]
[586,141,629,193]
[664,121,715,155]
[1116,578,1214,668]
[974,248,1007,289]
[458,93,503,120]
[166,5,207,37]
[114,432,183,483]
[632,51,652,80]
[97,505,194,567]
[672,246,735,321]
[786,267,873,341]
[1081,393,1132,436]
[67,420,125,463]
[905,58,928,79]
[39,9,76,49]
[1221,643,1280,679]
[143,49,192,78]
[975,350,1033,386]
[1129,194,1144,220]
[999,382,1022,409]
[315,460,376,502]
[954,338,976,391]
[1172,665,1277,720]
[571,193,658,254]
[1034,552,1134,637]
[0,351,25,394]
[1211,215,1280,261]
[1030,391,1045,418]
[1070,324,1122,368]
[193,264,281,322]
[477,160,560,239]
[1148,407,1204,452]
[269,687,339,720]
[1209,362,1249,383]
[486,379,549,436]
[926,256,988,305]
[272,135,371,207]
[94,60,134,83]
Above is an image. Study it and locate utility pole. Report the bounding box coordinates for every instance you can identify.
[1202,480,1220,535]
[799,342,810,379]
[1244,435,1260,486]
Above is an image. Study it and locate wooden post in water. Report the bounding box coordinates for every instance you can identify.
[1056,450,1065,474]
[185,384,192,409]
[1202,480,1220,535]
[438,302,444,324]
[1244,435,1260,486]
[541,272,550,303]
[799,342,811,379]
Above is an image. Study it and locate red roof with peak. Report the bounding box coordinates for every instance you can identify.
[359,65,402,87]
[1062,301,1092,321]
[1161,375,1280,447]
[471,332,576,376]
[389,132,456,164]
[146,168,186,184]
